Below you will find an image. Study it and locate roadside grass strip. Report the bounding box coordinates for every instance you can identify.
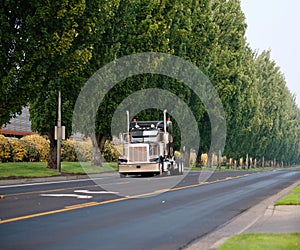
[218,233,300,250]
[0,162,118,178]
[0,162,58,178]
[275,185,300,205]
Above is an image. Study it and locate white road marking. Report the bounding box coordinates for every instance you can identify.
[74,190,119,194]
[40,194,93,199]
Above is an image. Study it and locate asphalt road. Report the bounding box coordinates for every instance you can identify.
[0,169,299,250]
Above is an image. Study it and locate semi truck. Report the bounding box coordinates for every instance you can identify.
[118,110,183,178]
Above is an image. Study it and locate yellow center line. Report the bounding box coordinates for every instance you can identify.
[0,172,258,224]
[64,202,100,209]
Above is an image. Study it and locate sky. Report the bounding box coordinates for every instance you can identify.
[240,0,300,107]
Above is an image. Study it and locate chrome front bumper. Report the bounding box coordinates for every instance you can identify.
[118,162,160,174]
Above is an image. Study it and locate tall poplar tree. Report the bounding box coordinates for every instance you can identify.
[27,0,119,168]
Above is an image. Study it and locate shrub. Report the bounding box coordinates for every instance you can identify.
[0,135,120,163]
[174,151,182,159]
[62,140,78,162]
[102,141,121,162]
[0,135,11,162]
[72,139,120,162]
[9,139,27,162]
[73,139,92,162]
[201,153,208,166]
[21,135,49,161]
[19,140,40,162]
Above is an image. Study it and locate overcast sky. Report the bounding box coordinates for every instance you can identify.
[240,0,300,107]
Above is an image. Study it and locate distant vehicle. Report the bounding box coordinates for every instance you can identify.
[118,110,183,178]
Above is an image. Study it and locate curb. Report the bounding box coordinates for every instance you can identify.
[185,179,300,250]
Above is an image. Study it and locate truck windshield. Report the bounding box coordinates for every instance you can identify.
[131,130,160,143]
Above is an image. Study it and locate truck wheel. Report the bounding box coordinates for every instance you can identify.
[159,159,164,175]
[176,160,184,175]
[170,163,179,175]
[179,161,183,175]
[120,173,126,178]
[170,168,174,176]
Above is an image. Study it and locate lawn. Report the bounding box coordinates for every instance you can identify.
[218,233,300,250]
[275,185,300,205]
[62,161,118,174]
[0,162,118,178]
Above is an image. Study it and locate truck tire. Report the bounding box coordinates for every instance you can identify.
[176,160,184,175]
[170,163,179,176]
[120,173,126,178]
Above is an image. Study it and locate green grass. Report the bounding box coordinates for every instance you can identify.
[275,185,300,205]
[61,162,118,174]
[218,233,300,250]
[0,162,59,178]
[0,162,298,179]
[0,162,118,178]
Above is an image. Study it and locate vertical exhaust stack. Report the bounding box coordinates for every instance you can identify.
[163,109,167,157]
[163,109,167,133]
[126,110,130,143]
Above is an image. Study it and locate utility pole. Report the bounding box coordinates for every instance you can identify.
[57,90,62,172]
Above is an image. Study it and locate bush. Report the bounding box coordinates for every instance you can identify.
[21,135,49,161]
[0,135,119,163]
[68,139,120,162]
[9,139,27,162]
[19,140,40,162]
[0,135,11,162]
[62,139,78,162]
[102,141,121,162]
[74,139,92,162]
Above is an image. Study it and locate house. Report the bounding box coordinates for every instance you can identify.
[0,107,35,138]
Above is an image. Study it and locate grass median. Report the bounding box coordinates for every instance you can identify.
[0,162,118,179]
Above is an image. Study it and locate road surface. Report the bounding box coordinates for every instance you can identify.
[0,169,299,249]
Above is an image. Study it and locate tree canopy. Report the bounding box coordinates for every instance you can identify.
[1,0,299,167]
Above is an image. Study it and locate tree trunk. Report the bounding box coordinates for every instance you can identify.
[91,133,106,166]
[47,130,57,169]
[207,151,213,168]
[236,159,239,169]
[217,150,222,170]
[195,148,202,168]
[183,147,190,169]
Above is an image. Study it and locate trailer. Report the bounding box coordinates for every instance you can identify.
[118,110,183,178]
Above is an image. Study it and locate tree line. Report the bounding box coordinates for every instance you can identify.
[1,0,299,168]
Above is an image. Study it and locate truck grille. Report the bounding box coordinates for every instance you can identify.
[128,145,148,162]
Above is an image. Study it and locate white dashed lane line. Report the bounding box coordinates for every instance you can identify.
[74,190,119,194]
[40,194,93,199]
[39,190,119,199]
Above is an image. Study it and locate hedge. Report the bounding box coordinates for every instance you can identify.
[21,134,50,161]
[0,135,11,162]
[0,134,120,163]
